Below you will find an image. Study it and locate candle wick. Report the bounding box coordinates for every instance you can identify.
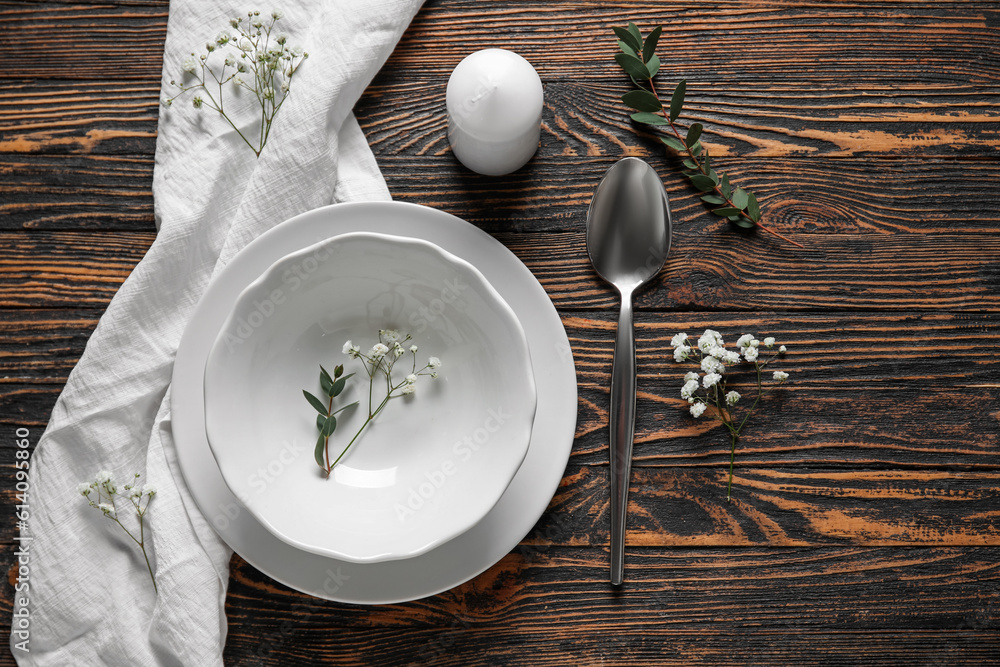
[468,78,500,105]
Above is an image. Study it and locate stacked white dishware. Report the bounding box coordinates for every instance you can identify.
[173,201,578,603]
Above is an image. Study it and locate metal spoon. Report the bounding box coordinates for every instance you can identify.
[586,157,672,586]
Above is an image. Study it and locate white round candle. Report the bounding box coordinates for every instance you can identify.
[446,48,543,176]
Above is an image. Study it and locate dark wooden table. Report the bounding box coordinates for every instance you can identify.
[3,1,1000,664]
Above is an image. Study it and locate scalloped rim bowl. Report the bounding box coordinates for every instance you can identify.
[203,232,536,563]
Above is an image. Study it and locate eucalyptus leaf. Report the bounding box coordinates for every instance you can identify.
[613,26,641,53]
[333,364,344,378]
[322,413,337,437]
[731,188,749,210]
[713,207,743,217]
[708,169,719,185]
[627,22,643,50]
[686,122,703,147]
[689,174,716,191]
[660,136,686,152]
[683,159,698,170]
[720,173,731,198]
[303,390,328,415]
[614,53,650,81]
[747,191,761,222]
[731,217,757,229]
[331,372,355,398]
[669,79,686,122]
[320,373,333,397]
[622,90,661,112]
[642,26,662,63]
[701,195,726,205]
[316,413,327,432]
[631,111,668,125]
[646,54,660,78]
[691,143,703,157]
[617,40,638,59]
[314,433,327,468]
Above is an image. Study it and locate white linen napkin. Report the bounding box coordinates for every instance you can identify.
[11,2,423,664]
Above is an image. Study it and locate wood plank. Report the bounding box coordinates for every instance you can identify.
[6,153,999,235]
[0,154,154,230]
[4,75,999,158]
[4,229,1000,310]
[224,626,1000,667]
[216,547,1000,632]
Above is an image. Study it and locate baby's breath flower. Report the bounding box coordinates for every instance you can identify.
[744,346,759,362]
[393,343,405,358]
[224,56,235,67]
[237,61,248,73]
[252,18,263,28]
[280,81,290,94]
[343,341,360,358]
[681,379,699,400]
[232,74,244,87]
[697,331,720,352]
[723,350,741,365]
[773,370,789,382]
[290,45,304,57]
[239,38,253,51]
[405,374,417,385]
[409,344,418,353]
[779,345,787,354]
[690,402,706,418]
[701,356,723,374]
[703,372,722,389]
[205,42,216,53]
[95,470,114,485]
[673,345,691,363]
[428,357,441,369]
[430,372,438,379]
[216,32,231,46]
[129,487,142,499]
[709,345,727,360]
[683,371,698,383]
[276,33,288,45]
[670,332,688,348]
[143,485,156,497]
[763,337,776,348]
[97,503,115,515]
[737,334,754,348]
[400,384,416,395]
[750,339,760,348]
[77,482,92,496]
[726,391,741,405]
[271,9,284,19]
[182,55,198,73]
[192,96,203,109]
[370,343,389,359]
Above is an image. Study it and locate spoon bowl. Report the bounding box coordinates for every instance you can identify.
[585,157,671,585]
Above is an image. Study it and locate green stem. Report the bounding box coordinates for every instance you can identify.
[726,430,738,503]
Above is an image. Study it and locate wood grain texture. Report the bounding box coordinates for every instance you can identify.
[7,153,1000,234]
[2,0,1000,664]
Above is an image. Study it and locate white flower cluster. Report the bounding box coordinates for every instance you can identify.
[670,329,788,419]
[78,471,157,591]
[162,9,308,159]
[343,330,441,396]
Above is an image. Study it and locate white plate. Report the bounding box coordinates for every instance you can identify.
[172,201,577,604]
[204,232,536,563]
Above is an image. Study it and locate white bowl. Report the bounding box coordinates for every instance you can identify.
[203,232,536,563]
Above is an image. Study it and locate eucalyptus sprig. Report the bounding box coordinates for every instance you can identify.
[613,23,803,248]
[303,364,358,476]
[164,10,308,158]
[303,330,441,477]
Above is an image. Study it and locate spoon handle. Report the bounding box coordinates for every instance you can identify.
[609,291,636,585]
